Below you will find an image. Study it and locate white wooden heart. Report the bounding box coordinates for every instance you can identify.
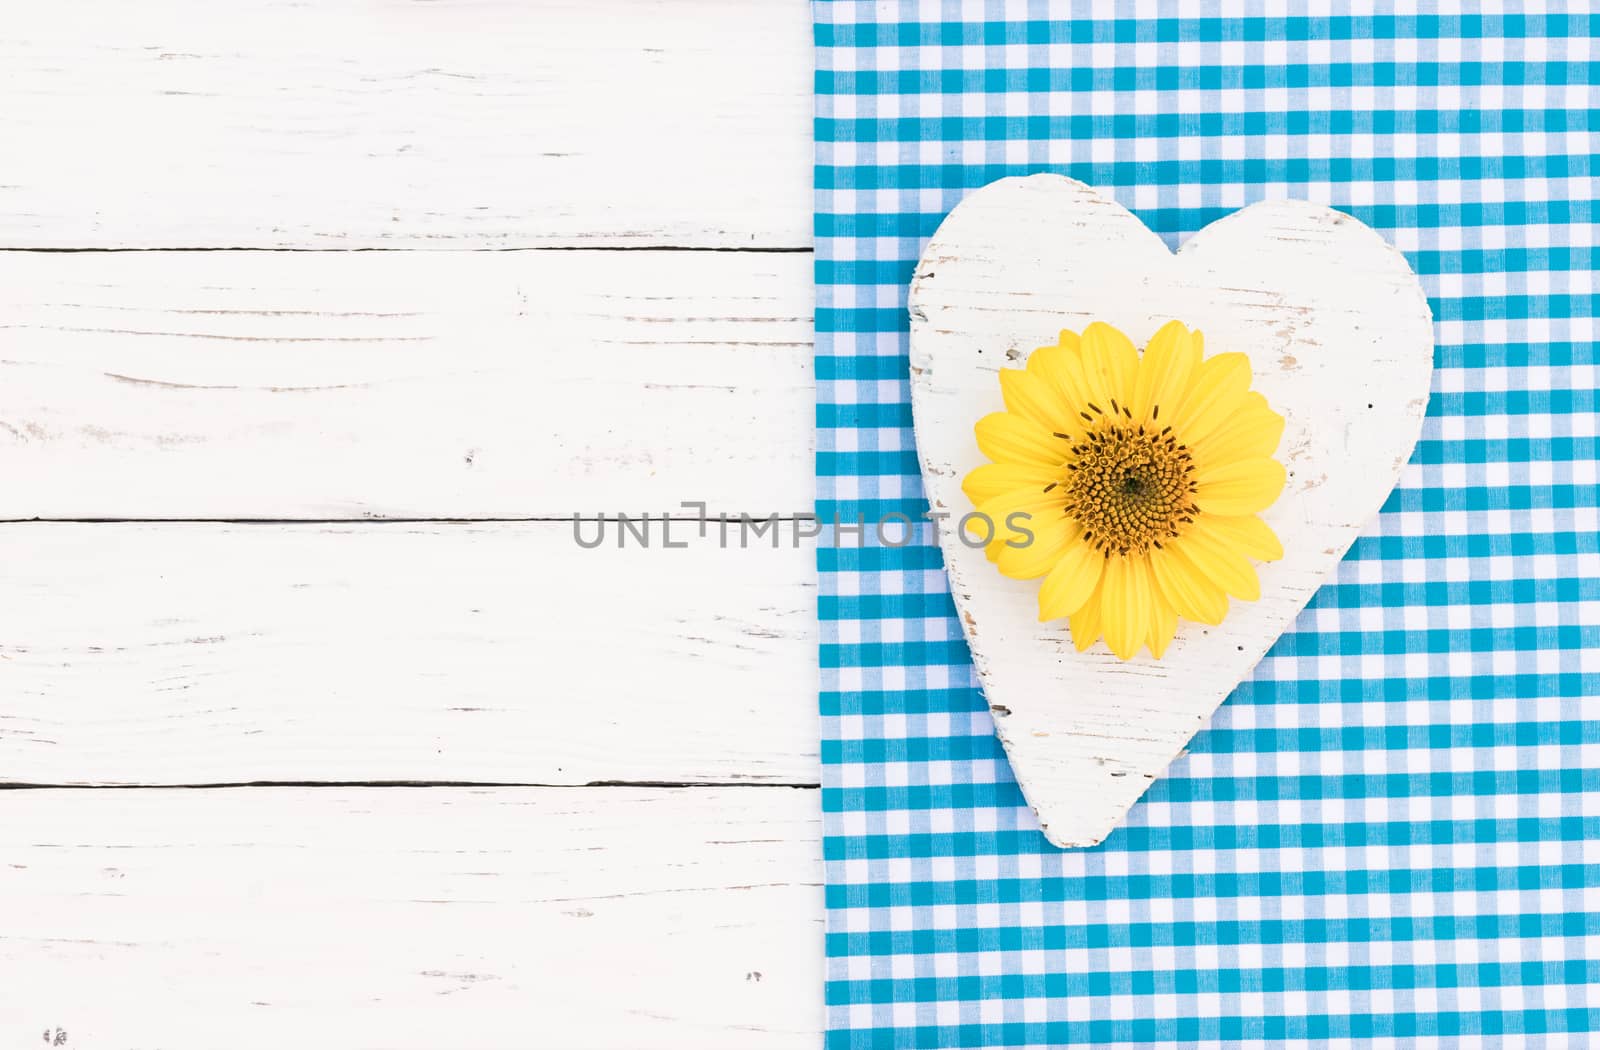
[909,174,1433,848]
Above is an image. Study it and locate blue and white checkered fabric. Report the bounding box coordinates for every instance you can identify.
[812,3,1599,1047]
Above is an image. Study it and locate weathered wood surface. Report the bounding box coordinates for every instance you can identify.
[0,249,813,519]
[0,787,824,1049]
[0,0,812,249]
[0,523,817,786]
[4,3,826,1042]
[910,174,1433,848]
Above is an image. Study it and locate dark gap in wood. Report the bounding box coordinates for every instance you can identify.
[0,516,819,525]
[1,245,814,254]
[0,779,821,790]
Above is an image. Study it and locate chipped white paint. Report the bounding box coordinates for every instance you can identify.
[0,250,813,519]
[0,787,823,1049]
[0,523,817,786]
[909,175,1434,848]
[0,0,812,249]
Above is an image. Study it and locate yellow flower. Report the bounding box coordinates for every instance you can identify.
[962,320,1287,661]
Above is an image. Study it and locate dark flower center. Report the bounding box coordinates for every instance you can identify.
[1061,411,1199,557]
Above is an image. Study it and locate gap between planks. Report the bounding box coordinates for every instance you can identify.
[0,516,819,525]
[0,781,821,790]
[7,246,815,254]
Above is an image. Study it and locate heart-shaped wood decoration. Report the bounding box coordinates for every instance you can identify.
[909,175,1433,848]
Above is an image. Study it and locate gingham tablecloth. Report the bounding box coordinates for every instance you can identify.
[812,4,1599,1047]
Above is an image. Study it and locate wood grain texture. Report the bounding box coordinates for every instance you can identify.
[0,249,813,519]
[0,523,818,786]
[0,787,823,1049]
[1,0,812,249]
[3,6,828,1037]
[910,175,1433,847]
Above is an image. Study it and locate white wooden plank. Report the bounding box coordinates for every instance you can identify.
[910,175,1433,847]
[1,0,812,249]
[0,786,823,1049]
[0,249,813,519]
[0,523,817,786]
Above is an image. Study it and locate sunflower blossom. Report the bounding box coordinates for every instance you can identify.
[962,320,1287,661]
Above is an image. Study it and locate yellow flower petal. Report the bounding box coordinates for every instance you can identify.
[1085,322,1138,402]
[996,513,1075,579]
[1192,457,1287,516]
[1027,326,1083,376]
[1076,322,1132,412]
[1150,544,1229,626]
[1198,513,1284,562]
[971,490,1065,547]
[1190,391,1285,463]
[1030,337,1093,414]
[999,367,1072,432]
[1068,570,1106,652]
[974,411,1067,468]
[962,462,1061,504]
[1169,351,1252,446]
[1036,532,1104,621]
[1172,524,1261,602]
[962,319,1291,660]
[1130,320,1199,422]
[1098,554,1152,660]
[1024,340,1070,388]
[1147,585,1179,659]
